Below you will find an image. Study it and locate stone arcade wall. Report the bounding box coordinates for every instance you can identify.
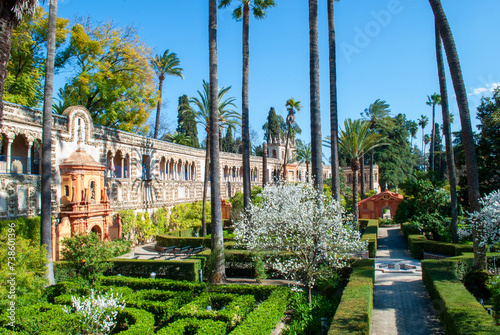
[0,103,380,220]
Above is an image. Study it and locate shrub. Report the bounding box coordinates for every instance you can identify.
[115,307,155,335]
[60,232,113,284]
[0,302,83,334]
[170,201,211,230]
[231,287,290,335]
[157,318,227,335]
[173,292,255,327]
[207,284,275,302]
[422,257,499,334]
[284,291,339,335]
[328,259,374,335]
[107,258,203,282]
[361,220,378,258]
[0,217,41,243]
[99,275,206,294]
[62,289,125,334]
[488,274,500,314]
[0,234,48,310]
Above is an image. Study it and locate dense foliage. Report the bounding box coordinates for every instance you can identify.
[394,173,455,241]
[176,94,200,148]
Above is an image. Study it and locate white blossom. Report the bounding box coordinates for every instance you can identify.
[234,181,366,290]
[468,190,500,247]
[63,289,125,335]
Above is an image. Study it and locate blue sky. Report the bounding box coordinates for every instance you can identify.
[51,0,500,156]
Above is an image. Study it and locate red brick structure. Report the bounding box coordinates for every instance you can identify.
[53,148,119,260]
[358,188,404,220]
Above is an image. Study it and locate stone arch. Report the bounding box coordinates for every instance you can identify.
[63,106,95,145]
[91,224,103,239]
[160,156,167,180]
[190,161,196,181]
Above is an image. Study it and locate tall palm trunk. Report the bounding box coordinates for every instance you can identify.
[352,160,359,222]
[202,133,210,236]
[328,0,340,201]
[209,0,225,283]
[241,2,251,209]
[309,0,323,191]
[41,0,58,285]
[430,105,436,172]
[154,77,164,139]
[435,19,458,243]
[282,126,291,179]
[429,0,482,268]
[360,155,365,199]
[369,149,374,191]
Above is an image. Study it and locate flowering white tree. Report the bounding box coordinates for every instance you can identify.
[467,190,500,247]
[234,181,366,303]
[63,289,125,335]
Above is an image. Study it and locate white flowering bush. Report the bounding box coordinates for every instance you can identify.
[234,181,365,300]
[62,289,125,335]
[463,190,500,247]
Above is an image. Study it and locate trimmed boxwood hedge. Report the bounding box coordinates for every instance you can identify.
[328,259,375,335]
[207,284,276,302]
[115,307,155,335]
[157,318,227,335]
[230,287,290,335]
[99,275,207,294]
[406,234,477,260]
[421,255,500,335]
[361,220,378,258]
[107,258,203,281]
[173,292,256,327]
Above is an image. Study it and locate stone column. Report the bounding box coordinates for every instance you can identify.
[262,142,268,187]
[27,141,32,174]
[5,137,13,173]
[120,157,124,179]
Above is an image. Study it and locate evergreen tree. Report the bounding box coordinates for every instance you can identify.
[222,127,235,153]
[374,114,418,188]
[262,107,285,142]
[177,95,200,148]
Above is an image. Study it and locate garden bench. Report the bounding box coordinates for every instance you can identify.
[159,245,177,255]
[189,246,205,254]
[174,246,193,254]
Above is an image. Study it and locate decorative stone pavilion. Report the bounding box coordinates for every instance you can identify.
[358,188,404,220]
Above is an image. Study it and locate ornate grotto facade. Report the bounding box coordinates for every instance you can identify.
[0,103,380,241]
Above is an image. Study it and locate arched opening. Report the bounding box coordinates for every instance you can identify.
[190,162,195,181]
[89,180,96,203]
[114,150,125,178]
[10,134,29,174]
[160,157,166,180]
[382,206,393,219]
[184,161,189,180]
[91,225,102,239]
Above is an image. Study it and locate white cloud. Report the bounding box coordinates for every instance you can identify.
[469,82,500,96]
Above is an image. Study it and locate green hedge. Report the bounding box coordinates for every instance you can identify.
[207,283,276,302]
[328,259,375,335]
[230,287,290,335]
[157,318,227,335]
[99,275,206,294]
[173,292,256,327]
[407,234,476,260]
[125,290,193,324]
[106,258,203,281]
[421,255,500,334]
[116,307,155,335]
[361,220,378,258]
[156,234,235,249]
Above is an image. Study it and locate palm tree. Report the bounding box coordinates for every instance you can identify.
[339,119,385,221]
[296,140,312,182]
[434,19,459,244]
[408,120,419,148]
[426,93,441,172]
[283,98,301,179]
[218,0,276,210]
[151,50,184,139]
[328,0,340,201]
[209,0,225,284]
[188,80,240,238]
[423,134,431,168]
[163,132,192,146]
[429,0,482,269]
[362,99,392,192]
[40,0,57,285]
[418,115,429,157]
[309,0,323,191]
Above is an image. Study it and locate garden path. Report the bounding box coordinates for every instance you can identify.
[371,227,444,335]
